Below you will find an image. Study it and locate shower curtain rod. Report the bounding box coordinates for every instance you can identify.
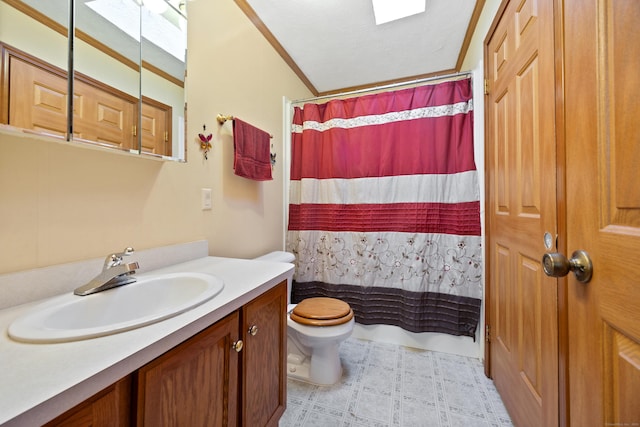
[292,71,473,105]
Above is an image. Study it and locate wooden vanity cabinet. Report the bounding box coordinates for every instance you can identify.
[43,376,132,427]
[42,280,287,427]
[135,280,287,426]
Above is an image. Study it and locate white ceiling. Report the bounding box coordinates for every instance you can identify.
[240,0,482,95]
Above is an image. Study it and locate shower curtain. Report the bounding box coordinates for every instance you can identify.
[286,78,481,338]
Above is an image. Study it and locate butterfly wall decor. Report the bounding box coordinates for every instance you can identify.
[198,125,213,159]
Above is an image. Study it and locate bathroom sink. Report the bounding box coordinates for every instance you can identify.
[8,272,224,343]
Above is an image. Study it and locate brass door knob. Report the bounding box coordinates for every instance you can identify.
[248,325,259,336]
[232,339,244,352]
[542,250,593,283]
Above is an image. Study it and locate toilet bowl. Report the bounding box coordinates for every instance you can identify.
[286,297,355,385]
[254,252,355,385]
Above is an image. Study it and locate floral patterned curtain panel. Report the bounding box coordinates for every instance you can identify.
[287,78,482,338]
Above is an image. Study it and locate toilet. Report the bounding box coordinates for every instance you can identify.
[254,251,355,385]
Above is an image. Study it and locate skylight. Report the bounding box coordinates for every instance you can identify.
[85,0,186,62]
[372,0,426,25]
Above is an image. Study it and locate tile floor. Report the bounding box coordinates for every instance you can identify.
[280,337,513,427]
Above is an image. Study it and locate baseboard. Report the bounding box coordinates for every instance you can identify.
[351,323,481,359]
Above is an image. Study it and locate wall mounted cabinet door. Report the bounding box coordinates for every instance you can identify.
[2,0,185,160]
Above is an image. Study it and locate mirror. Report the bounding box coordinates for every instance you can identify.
[140,0,187,160]
[74,0,141,152]
[0,0,70,139]
[0,0,187,161]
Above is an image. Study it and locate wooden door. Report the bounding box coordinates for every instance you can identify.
[8,56,68,137]
[562,0,640,425]
[135,311,240,427]
[241,281,287,427]
[72,78,137,150]
[484,0,559,425]
[141,98,172,157]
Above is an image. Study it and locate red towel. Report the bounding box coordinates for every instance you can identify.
[232,118,273,181]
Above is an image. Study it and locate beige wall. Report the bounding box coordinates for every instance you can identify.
[0,0,501,277]
[0,0,312,274]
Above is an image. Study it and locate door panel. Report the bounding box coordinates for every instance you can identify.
[9,57,68,137]
[73,79,136,149]
[494,91,510,213]
[485,0,558,425]
[519,254,542,399]
[495,244,512,352]
[564,0,640,425]
[141,99,172,157]
[516,60,541,216]
[604,328,640,424]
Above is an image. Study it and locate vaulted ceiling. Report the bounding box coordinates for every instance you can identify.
[235,0,485,96]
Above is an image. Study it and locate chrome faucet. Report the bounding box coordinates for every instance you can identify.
[74,247,139,296]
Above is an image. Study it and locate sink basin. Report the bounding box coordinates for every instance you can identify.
[8,272,224,343]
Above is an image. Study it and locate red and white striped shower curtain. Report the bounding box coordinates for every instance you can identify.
[286,79,481,338]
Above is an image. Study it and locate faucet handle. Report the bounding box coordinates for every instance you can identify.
[118,247,135,258]
[103,247,135,269]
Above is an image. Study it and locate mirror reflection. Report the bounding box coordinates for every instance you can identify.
[0,0,70,139]
[74,0,141,152]
[0,0,187,161]
[140,0,187,159]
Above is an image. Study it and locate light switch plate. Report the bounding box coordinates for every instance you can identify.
[201,188,212,210]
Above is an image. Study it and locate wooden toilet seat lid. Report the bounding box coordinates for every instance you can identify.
[290,297,354,326]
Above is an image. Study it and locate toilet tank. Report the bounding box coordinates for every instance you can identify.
[254,251,295,263]
[254,251,295,304]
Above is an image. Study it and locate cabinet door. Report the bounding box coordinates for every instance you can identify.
[43,376,131,427]
[135,311,240,427]
[241,281,287,427]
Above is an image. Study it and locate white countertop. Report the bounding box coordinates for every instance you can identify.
[0,256,294,426]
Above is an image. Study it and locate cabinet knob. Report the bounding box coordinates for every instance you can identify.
[248,325,259,336]
[232,339,244,352]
